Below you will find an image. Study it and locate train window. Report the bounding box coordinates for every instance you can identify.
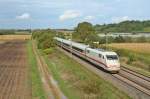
[99,54,102,58]
[72,46,83,52]
[63,43,69,46]
[106,55,118,60]
[103,56,104,59]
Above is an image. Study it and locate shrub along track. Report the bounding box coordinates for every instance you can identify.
[32,41,66,99]
[0,41,31,99]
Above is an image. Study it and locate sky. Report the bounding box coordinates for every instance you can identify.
[0,0,150,29]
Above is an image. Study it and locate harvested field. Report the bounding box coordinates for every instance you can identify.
[0,35,31,40]
[108,43,150,54]
[0,41,31,99]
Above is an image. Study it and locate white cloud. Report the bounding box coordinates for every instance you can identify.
[59,10,81,21]
[112,16,130,23]
[84,16,95,20]
[16,13,31,20]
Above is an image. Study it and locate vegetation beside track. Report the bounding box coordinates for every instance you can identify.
[27,41,46,99]
[32,29,56,49]
[42,49,131,99]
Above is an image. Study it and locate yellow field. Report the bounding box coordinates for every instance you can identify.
[0,35,31,40]
[109,43,150,54]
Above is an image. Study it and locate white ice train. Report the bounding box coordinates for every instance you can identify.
[55,37,120,72]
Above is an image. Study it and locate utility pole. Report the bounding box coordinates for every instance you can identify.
[105,32,108,50]
[70,32,73,57]
[29,23,32,40]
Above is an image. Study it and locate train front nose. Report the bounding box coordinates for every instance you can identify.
[107,60,120,71]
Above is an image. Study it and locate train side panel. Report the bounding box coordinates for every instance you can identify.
[85,48,108,70]
[55,37,120,72]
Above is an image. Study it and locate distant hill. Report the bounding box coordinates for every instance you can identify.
[0,29,15,35]
[94,20,150,33]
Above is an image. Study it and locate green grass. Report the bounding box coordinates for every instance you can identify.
[143,27,150,32]
[27,41,46,99]
[43,49,131,99]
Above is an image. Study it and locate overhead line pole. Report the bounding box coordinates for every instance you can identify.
[71,32,73,57]
[105,32,108,50]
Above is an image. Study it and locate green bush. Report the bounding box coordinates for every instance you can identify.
[38,38,55,49]
[113,48,137,64]
[43,48,54,55]
[113,49,129,56]
[127,54,136,64]
[32,29,56,50]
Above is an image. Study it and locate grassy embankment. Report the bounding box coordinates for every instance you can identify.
[108,43,150,76]
[41,48,131,99]
[27,41,46,99]
[143,27,150,32]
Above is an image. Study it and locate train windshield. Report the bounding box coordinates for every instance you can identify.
[106,55,118,60]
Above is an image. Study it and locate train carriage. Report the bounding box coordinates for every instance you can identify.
[85,48,120,71]
[55,37,120,72]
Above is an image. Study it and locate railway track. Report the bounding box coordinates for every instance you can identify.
[112,66,150,96]
[57,46,150,99]
[112,71,150,96]
[121,66,150,81]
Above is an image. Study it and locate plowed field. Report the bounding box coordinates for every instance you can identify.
[0,41,31,99]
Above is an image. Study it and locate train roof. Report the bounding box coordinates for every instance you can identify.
[87,48,117,55]
[55,37,118,55]
[55,37,89,50]
[55,37,71,44]
[71,42,89,50]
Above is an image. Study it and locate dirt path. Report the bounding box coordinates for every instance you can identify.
[32,41,67,99]
[0,41,31,99]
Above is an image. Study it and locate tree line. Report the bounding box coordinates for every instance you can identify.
[94,20,150,33]
[0,29,31,35]
[0,29,15,35]
[70,21,150,47]
[32,20,150,50]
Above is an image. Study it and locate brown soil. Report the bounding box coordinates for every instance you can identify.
[0,41,31,99]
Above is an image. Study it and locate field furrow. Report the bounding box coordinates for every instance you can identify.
[0,41,31,99]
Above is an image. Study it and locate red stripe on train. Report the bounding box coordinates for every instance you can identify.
[60,44,108,67]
